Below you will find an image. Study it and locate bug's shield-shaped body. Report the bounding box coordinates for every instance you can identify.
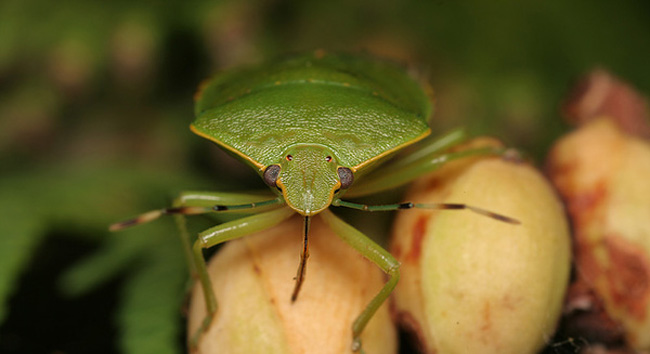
[191,52,432,215]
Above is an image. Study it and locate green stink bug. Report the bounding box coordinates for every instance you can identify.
[111,51,518,352]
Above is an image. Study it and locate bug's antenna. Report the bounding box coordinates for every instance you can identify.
[109,198,285,231]
[109,207,211,231]
[334,200,521,225]
[291,215,311,302]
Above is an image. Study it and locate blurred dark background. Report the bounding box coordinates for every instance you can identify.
[1,1,649,353]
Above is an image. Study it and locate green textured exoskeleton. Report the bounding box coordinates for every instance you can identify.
[111,51,518,352]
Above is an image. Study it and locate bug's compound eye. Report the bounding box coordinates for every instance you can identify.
[263,165,281,188]
[337,167,354,189]
[286,155,293,161]
[325,156,332,162]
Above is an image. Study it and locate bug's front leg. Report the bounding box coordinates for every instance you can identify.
[170,191,282,278]
[188,207,295,350]
[110,190,290,350]
[320,209,400,353]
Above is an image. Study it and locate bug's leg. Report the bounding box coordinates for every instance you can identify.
[189,207,295,350]
[320,209,399,353]
[109,190,287,350]
[168,191,281,279]
[346,134,509,198]
[333,199,520,224]
[384,127,468,171]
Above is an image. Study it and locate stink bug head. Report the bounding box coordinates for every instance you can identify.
[272,144,349,216]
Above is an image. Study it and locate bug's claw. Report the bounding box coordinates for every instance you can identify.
[351,337,363,353]
[189,313,215,352]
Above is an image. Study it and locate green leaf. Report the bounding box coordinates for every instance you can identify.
[118,228,188,354]
[0,163,212,353]
[0,192,45,322]
[59,223,172,296]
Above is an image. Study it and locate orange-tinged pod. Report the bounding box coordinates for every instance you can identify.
[548,117,650,350]
[187,215,397,354]
[391,141,571,353]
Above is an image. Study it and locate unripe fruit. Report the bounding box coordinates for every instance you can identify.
[391,140,571,354]
[187,215,397,354]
